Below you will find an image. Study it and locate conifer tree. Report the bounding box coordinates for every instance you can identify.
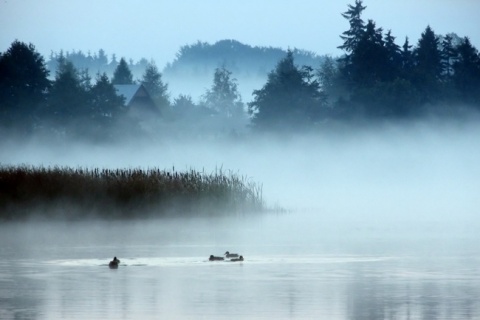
[401,37,414,77]
[384,30,402,80]
[248,51,325,130]
[350,20,387,86]
[141,62,170,110]
[338,0,367,56]
[441,34,456,79]
[0,40,50,129]
[317,56,342,106]
[338,0,367,88]
[90,73,125,122]
[414,27,442,82]
[112,58,134,85]
[48,56,89,123]
[452,37,480,105]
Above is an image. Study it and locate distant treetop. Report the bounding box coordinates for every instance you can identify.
[164,39,325,78]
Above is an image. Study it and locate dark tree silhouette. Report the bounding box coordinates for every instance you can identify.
[0,40,50,131]
[412,26,443,103]
[452,37,480,105]
[141,62,170,110]
[441,34,457,79]
[317,56,343,107]
[249,51,326,130]
[164,39,324,79]
[112,58,134,85]
[90,73,125,123]
[401,37,415,78]
[349,20,387,86]
[47,56,89,127]
[338,0,367,55]
[384,30,402,80]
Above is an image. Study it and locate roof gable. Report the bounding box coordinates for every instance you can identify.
[114,84,142,106]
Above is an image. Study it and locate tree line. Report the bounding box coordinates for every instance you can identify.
[46,49,150,80]
[1,0,480,139]
[0,41,172,139]
[163,39,323,78]
[328,0,480,119]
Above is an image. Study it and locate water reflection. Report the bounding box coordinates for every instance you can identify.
[1,219,479,319]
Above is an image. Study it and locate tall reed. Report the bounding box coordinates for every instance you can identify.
[0,165,264,220]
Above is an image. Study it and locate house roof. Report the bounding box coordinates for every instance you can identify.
[114,84,142,106]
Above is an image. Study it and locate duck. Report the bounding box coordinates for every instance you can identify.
[225,251,239,258]
[109,256,120,269]
[230,256,244,262]
[209,255,224,261]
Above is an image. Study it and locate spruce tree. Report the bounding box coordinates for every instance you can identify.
[0,40,50,130]
[90,73,125,122]
[48,56,89,125]
[317,56,342,106]
[248,51,325,130]
[112,58,134,85]
[338,0,367,88]
[350,20,387,86]
[452,37,480,105]
[401,37,414,78]
[441,34,456,79]
[141,62,170,110]
[413,25,443,101]
[338,0,367,55]
[384,30,402,80]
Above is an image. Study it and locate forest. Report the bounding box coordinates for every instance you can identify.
[1,0,480,140]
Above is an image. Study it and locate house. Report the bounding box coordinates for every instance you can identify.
[114,84,158,115]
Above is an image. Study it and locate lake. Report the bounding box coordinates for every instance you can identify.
[1,212,479,320]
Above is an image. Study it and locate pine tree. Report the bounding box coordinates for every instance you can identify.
[317,56,342,106]
[452,37,480,105]
[338,0,367,55]
[0,40,50,129]
[96,49,109,69]
[337,1,367,88]
[384,30,402,80]
[248,51,325,130]
[90,73,125,122]
[401,37,414,77]
[413,25,443,100]
[350,20,387,86]
[48,57,89,125]
[441,34,456,79]
[112,58,134,85]
[141,62,170,110]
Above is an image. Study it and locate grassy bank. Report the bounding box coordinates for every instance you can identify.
[0,165,264,220]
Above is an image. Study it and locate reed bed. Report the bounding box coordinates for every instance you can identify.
[0,165,264,220]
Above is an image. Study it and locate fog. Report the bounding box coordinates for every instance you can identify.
[2,119,480,319]
[165,73,268,104]
[2,118,479,230]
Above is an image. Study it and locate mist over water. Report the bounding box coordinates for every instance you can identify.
[2,119,480,319]
[2,118,479,218]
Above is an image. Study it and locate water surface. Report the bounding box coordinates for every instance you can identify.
[1,213,479,320]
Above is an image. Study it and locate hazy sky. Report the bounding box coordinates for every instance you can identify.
[1,0,479,68]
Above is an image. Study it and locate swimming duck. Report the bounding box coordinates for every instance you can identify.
[225,251,239,258]
[209,255,224,261]
[230,256,244,262]
[109,256,120,269]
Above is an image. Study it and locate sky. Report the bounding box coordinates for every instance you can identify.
[1,0,479,68]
